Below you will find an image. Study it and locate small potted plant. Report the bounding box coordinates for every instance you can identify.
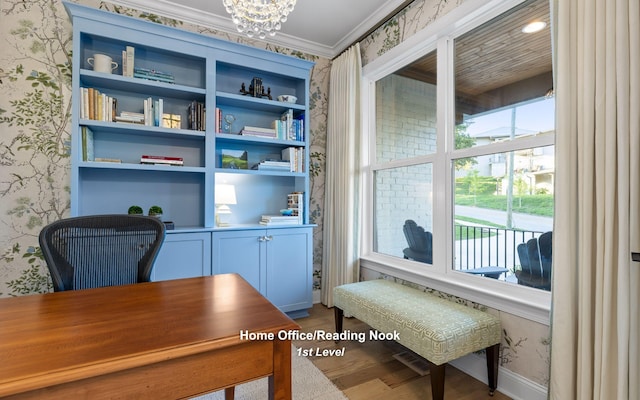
[128,205,143,215]
[148,205,163,219]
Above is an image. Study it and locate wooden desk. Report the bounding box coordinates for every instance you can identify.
[0,274,299,399]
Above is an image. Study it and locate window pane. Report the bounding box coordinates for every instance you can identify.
[454,0,553,149]
[453,146,554,290]
[376,50,437,163]
[374,164,433,262]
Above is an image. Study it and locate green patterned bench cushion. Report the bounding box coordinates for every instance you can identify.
[334,279,501,365]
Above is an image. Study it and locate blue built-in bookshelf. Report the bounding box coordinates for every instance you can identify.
[66,2,315,317]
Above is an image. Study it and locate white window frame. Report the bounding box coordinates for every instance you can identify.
[360,0,552,325]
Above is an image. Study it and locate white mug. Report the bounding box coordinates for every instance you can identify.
[87,54,118,74]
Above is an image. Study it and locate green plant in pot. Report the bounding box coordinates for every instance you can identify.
[128,205,143,215]
[148,205,163,219]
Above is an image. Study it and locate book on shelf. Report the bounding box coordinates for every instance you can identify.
[188,100,205,131]
[271,109,304,141]
[260,214,301,225]
[81,126,94,161]
[122,46,135,77]
[215,107,221,133]
[80,87,116,122]
[242,126,276,134]
[115,111,145,124]
[133,67,175,84]
[140,155,184,166]
[252,159,290,171]
[94,157,122,163]
[281,147,304,172]
[153,98,164,127]
[240,126,277,138]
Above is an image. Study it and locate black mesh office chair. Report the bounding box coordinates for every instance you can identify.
[39,214,166,291]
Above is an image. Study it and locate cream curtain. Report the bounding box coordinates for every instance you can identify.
[549,0,640,399]
[321,43,362,307]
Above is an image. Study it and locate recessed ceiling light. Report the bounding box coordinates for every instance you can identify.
[522,21,547,33]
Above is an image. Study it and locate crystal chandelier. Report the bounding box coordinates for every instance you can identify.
[222,0,297,40]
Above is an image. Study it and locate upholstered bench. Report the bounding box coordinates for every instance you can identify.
[333,279,501,400]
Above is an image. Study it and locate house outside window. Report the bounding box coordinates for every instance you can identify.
[362,0,553,319]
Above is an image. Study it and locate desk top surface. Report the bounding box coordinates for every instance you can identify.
[0,274,298,396]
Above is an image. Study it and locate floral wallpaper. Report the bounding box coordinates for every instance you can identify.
[0,0,549,390]
[0,0,329,295]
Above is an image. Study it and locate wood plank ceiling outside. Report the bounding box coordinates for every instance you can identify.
[397,0,551,103]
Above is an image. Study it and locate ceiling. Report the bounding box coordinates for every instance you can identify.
[398,0,552,114]
[107,0,409,58]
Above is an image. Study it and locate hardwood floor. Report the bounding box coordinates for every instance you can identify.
[293,303,511,400]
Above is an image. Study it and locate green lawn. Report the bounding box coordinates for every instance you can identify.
[454,216,501,240]
[455,194,554,217]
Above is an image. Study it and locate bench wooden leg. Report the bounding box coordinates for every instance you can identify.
[486,343,500,396]
[429,363,446,400]
[224,386,234,400]
[334,307,344,342]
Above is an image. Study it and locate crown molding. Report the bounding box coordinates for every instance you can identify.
[104,0,334,58]
[102,0,408,59]
[330,0,411,56]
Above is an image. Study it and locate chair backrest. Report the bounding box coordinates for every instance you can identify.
[402,219,433,263]
[517,243,531,274]
[538,231,552,279]
[39,214,166,291]
[526,237,542,275]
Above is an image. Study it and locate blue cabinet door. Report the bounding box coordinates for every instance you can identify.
[265,227,313,313]
[151,232,211,281]
[211,230,265,293]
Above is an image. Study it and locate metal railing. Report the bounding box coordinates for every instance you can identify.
[454,223,543,272]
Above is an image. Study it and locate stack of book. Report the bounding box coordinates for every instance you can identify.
[133,67,175,84]
[115,111,145,124]
[241,126,277,138]
[140,155,184,166]
[260,215,300,226]
[253,160,291,171]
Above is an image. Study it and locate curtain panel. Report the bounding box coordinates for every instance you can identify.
[549,0,640,399]
[321,44,362,307]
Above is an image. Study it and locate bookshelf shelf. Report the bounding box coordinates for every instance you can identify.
[216,92,305,112]
[80,120,207,139]
[80,69,207,98]
[79,162,206,174]
[67,1,314,317]
[215,132,304,147]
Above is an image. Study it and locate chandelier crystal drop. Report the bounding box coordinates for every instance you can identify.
[222,0,297,40]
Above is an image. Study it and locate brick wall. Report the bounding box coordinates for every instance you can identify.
[375,74,437,258]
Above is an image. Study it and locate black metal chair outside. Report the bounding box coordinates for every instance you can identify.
[515,231,552,291]
[402,219,433,264]
[39,214,166,291]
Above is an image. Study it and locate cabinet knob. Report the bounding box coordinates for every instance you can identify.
[258,236,266,242]
[265,235,273,241]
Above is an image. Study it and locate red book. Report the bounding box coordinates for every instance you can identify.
[141,155,183,161]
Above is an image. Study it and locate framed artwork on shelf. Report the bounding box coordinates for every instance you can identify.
[221,149,248,169]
